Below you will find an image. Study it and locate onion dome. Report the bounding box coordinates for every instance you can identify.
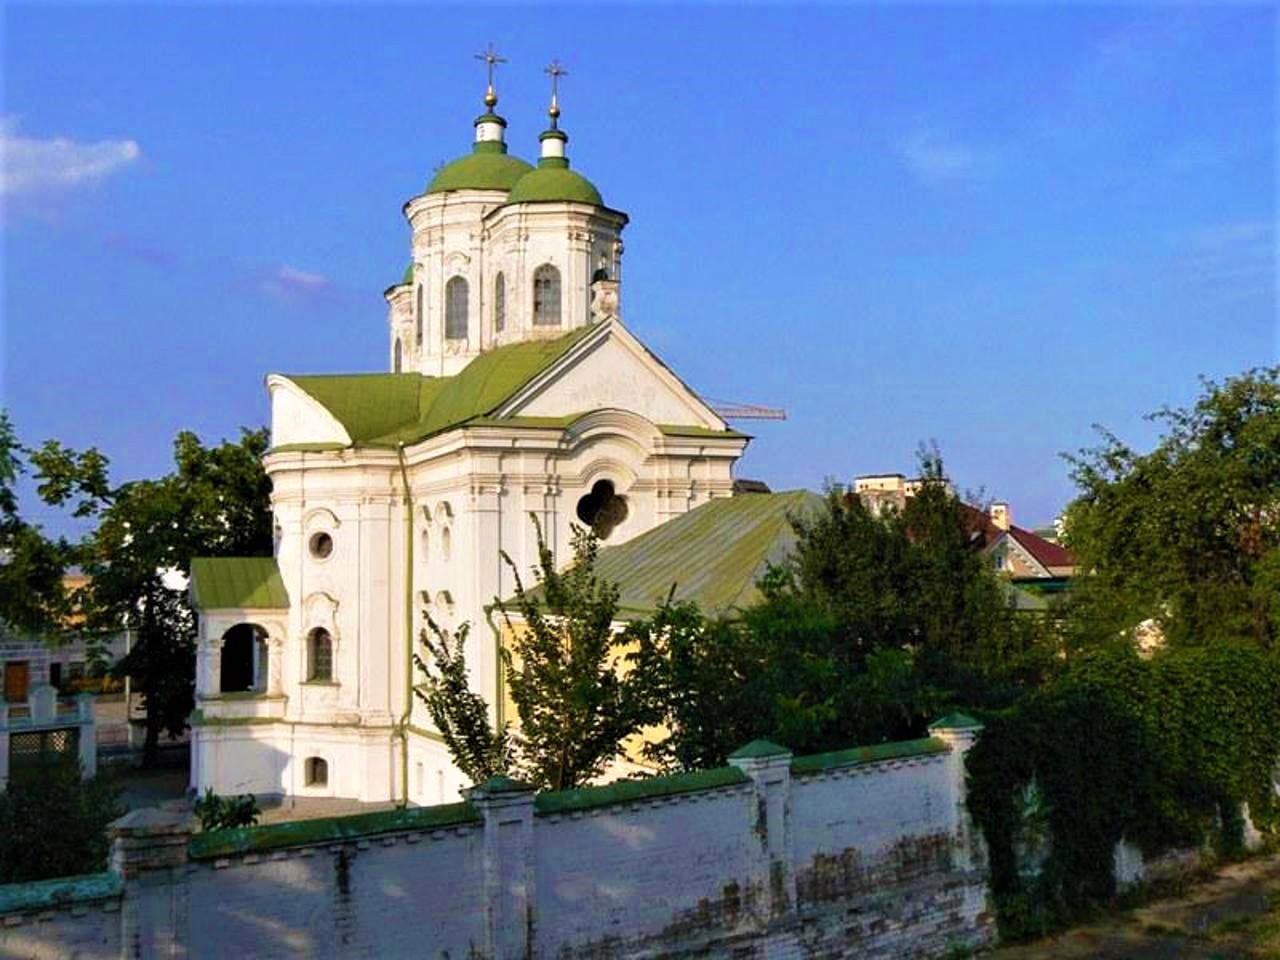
[426,50,533,194]
[506,60,603,207]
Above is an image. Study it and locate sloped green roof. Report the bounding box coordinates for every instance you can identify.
[506,156,603,206]
[511,490,822,619]
[283,326,597,448]
[190,557,289,611]
[427,140,534,194]
[401,263,414,285]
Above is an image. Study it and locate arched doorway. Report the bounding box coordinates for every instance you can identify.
[220,623,268,694]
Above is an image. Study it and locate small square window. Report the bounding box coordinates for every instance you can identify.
[305,757,328,787]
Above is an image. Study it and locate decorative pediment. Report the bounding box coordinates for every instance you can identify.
[498,320,726,430]
[266,375,353,448]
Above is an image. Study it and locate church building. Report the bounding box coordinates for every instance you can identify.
[188,62,762,805]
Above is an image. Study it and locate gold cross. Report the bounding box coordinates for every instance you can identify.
[474,43,508,107]
[545,60,568,123]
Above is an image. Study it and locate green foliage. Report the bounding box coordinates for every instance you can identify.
[626,597,770,773]
[1063,366,1280,649]
[0,411,68,634]
[193,788,261,832]
[966,641,1280,939]
[29,427,273,766]
[630,451,1051,769]
[498,518,644,791]
[413,613,512,784]
[0,758,123,883]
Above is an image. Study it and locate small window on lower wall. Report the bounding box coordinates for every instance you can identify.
[305,757,328,787]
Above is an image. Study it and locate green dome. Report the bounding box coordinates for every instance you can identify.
[506,156,603,207]
[427,140,533,194]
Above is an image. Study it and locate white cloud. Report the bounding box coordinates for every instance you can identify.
[1169,221,1276,303]
[895,130,996,186]
[259,264,336,304]
[0,116,141,196]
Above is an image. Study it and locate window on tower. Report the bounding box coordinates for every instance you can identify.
[494,273,506,332]
[415,285,424,346]
[307,628,333,682]
[393,338,402,372]
[533,264,561,326]
[446,277,468,340]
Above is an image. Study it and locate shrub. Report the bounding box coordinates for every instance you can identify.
[194,789,260,832]
[0,758,123,883]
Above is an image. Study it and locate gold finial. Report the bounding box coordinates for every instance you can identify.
[545,59,568,127]
[474,43,508,109]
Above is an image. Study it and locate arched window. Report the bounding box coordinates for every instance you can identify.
[415,285,424,346]
[494,273,506,332]
[441,526,452,562]
[533,264,561,326]
[307,628,333,682]
[305,757,328,787]
[393,338,402,372]
[445,277,468,340]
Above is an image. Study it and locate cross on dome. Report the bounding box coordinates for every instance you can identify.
[545,59,568,128]
[474,42,508,108]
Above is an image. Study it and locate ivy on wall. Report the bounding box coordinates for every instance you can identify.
[966,642,1280,940]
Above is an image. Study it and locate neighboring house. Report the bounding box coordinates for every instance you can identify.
[0,617,100,789]
[188,79,751,805]
[852,473,1076,608]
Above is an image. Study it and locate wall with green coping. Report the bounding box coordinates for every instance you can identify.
[0,871,121,915]
[188,800,479,860]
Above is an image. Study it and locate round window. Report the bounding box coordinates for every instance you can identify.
[309,532,334,560]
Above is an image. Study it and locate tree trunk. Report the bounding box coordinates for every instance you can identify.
[142,699,160,768]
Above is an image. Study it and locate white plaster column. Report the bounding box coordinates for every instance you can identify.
[928,714,986,872]
[469,776,536,960]
[728,740,796,923]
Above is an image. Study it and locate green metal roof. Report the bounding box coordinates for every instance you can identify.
[283,326,598,448]
[513,490,822,619]
[401,263,414,285]
[190,557,289,610]
[506,156,603,206]
[426,140,534,194]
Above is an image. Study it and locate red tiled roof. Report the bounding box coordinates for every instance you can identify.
[956,503,1074,570]
[1008,526,1074,569]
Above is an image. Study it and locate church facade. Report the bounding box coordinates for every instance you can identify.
[188,73,751,804]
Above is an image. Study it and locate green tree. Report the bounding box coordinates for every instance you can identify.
[1063,366,1280,649]
[0,411,67,634]
[635,451,1049,766]
[414,615,512,784]
[498,520,643,791]
[30,428,273,766]
[625,597,769,773]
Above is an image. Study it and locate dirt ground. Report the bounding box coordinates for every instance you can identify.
[991,855,1280,960]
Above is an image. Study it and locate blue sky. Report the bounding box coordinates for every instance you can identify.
[3,3,1275,536]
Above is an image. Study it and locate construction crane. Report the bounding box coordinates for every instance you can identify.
[707,399,787,421]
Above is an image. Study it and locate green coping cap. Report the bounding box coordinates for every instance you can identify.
[473,111,508,128]
[728,739,792,760]
[929,712,983,731]
[506,157,603,206]
[539,128,568,142]
[477,774,534,794]
[427,139,534,194]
